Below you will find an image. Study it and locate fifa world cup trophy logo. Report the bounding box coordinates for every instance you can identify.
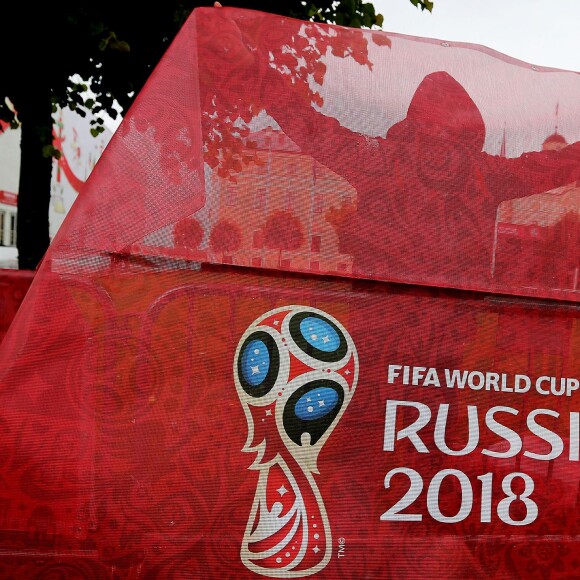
[234,305,358,577]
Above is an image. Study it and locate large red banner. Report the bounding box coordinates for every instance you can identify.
[0,269,34,345]
[0,266,578,577]
[0,6,579,578]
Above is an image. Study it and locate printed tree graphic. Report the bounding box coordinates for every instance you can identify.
[173,217,204,250]
[262,210,304,267]
[209,219,242,261]
[198,11,386,182]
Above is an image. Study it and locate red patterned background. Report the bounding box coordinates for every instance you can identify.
[0,6,579,578]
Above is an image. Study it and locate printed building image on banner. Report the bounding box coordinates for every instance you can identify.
[0,6,578,579]
[121,6,580,302]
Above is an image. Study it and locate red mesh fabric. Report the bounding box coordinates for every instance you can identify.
[0,269,34,345]
[0,7,579,578]
[48,6,580,301]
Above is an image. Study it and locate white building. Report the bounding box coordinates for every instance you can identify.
[0,108,113,268]
[0,122,20,268]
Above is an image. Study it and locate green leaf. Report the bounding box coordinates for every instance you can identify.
[99,31,131,52]
[110,38,130,52]
[307,4,319,19]
[42,144,61,159]
[410,0,434,11]
[350,16,362,28]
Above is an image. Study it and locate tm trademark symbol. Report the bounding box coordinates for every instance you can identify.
[337,536,346,558]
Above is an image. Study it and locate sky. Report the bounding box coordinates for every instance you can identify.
[373,0,580,72]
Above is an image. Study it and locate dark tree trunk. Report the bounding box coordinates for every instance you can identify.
[16,89,53,271]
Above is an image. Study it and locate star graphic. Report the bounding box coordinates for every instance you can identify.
[322,335,330,344]
[251,365,260,375]
[273,320,280,326]
[344,369,350,375]
[277,485,288,496]
[318,400,325,407]
[313,546,320,554]
[265,409,272,416]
